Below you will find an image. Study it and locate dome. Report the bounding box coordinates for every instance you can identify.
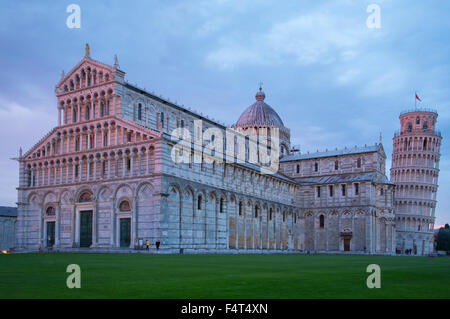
[234,90,284,128]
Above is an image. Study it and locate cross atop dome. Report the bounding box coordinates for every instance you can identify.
[256,82,265,101]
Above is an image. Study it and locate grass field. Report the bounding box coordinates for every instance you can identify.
[0,253,449,298]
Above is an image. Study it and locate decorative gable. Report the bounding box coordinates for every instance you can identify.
[55,45,122,96]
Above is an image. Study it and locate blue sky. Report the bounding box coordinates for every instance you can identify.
[0,0,448,226]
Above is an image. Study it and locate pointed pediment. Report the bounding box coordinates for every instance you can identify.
[22,127,60,160]
[377,143,386,158]
[22,115,161,161]
[55,56,118,95]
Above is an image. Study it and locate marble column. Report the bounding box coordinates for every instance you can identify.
[108,156,112,178]
[87,161,91,180]
[110,197,116,247]
[122,155,126,177]
[55,204,61,247]
[67,134,71,153]
[131,196,138,248]
[60,164,64,184]
[94,159,98,180]
[146,150,150,174]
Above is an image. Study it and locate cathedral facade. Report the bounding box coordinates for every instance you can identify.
[14,47,438,255]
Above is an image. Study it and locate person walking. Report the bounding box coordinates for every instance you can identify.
[145,239,149,251]
[156,239,160,251]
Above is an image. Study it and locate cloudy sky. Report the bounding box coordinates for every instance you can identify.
[0,0,448,226]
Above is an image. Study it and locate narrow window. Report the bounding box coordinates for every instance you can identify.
[335,160,339,170]
[416,116,420,124]
[255,206,259,218]
[380,188,384,196]
[317,186,321,198]
[197,195,202,210]
[85,105,90,121]
[220,198,224,213]
[357,157,361,168]
[341,184,346,196]
[238,201,243,216]
[283,212,286,222]
[329,185,334,197]
[314,162,318,172]
[137,103,142,121]
[126,157,131,171]
[296,164,300,174]
[103,132,108,147]
[127,132,132,143]
[319,215,325,228]
[269,208,273,220]
[354,183,359,195]
[27,168,32,186]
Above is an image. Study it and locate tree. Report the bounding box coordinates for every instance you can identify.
[436,226,450,252]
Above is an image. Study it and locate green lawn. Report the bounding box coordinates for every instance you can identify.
[0,253,449,298]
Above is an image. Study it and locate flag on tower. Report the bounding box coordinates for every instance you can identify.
[415,93,421,102]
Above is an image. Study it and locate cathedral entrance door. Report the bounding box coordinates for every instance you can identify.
[46,221,55,248]
[79,211,93,248]
[120,218,131,248]
[343,237,351,251]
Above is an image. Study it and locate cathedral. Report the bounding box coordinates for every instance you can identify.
[14,45,441,255]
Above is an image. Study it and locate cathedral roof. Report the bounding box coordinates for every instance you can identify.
[294,171,394,185]
[0,206,17,217]
[234,89,284,128]
[280,144,383,162]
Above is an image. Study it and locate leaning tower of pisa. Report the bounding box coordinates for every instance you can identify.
[390,108,442,255]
